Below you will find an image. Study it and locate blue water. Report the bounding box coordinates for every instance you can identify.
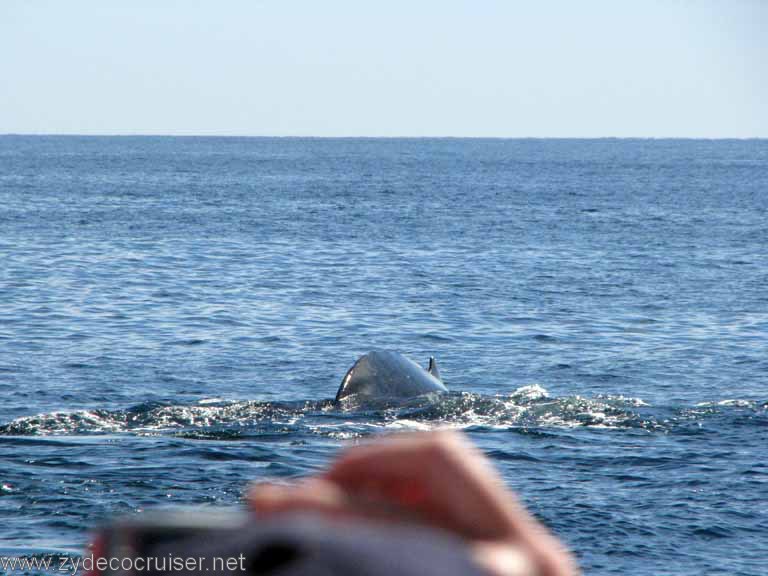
[1,136,766,575]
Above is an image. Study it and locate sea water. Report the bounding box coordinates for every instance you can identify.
[0,136,766,575]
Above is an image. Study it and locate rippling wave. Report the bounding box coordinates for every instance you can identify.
[2,389,764,438]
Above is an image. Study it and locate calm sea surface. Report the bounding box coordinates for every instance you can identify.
[0,136,766,575]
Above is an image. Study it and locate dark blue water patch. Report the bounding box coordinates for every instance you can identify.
[1,137,768,575]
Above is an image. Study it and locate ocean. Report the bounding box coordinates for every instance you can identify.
[0,136,766,575]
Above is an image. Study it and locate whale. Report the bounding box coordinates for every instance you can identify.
[335,350,447,403]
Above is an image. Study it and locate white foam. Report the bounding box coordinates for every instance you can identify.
[197,398,225,405]
[509,384,549,401]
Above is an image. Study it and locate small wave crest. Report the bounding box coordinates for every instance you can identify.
[0,400,330,436]
[0,389,764,438]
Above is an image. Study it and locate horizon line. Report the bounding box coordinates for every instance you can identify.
[1,132,766,141]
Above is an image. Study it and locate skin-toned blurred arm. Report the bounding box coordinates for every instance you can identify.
[249,430,579,576]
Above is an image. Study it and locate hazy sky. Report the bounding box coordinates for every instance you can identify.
[1,0,765,137]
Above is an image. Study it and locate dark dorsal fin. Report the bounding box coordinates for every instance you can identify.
[427,356,441,381]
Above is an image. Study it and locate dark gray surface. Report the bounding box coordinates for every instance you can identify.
[141,514,485,576]
[335,351,448,402]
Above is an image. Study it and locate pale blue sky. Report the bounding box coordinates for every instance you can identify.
[1,0,765,137]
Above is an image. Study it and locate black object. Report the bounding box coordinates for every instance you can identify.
[91,509,486,576]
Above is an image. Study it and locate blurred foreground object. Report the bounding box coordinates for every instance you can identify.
[250,430,577,576]
[88,431,577,576]
[87,508,485,576]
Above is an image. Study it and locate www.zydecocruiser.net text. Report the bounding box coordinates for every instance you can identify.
[0,553,247,574]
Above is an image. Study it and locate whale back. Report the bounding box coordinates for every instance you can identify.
[335,350,447,402]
